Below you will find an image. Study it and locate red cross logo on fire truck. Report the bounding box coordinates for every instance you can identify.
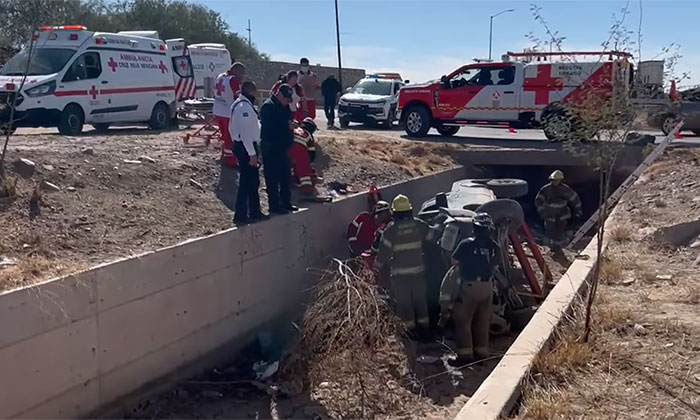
[107,57,118,72]
[523,64,564,105]
[89,85,98,100]
[158,61,168,74]
[215,78,225,96]
[180,60,188,71]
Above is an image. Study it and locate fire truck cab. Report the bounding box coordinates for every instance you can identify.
[398,51,632,141]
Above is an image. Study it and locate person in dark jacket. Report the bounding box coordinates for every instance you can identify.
[260,84,298,214]
[321,75,342,129]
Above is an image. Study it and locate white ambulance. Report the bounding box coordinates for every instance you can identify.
[188,43,232,98]
[0,26,190,135]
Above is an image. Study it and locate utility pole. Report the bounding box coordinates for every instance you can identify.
[246,19,252,50]
[334,0,343,88]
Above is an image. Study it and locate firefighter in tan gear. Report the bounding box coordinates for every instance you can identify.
[375,194,431,336]
[535,170,582,252]
[446,213,500,365]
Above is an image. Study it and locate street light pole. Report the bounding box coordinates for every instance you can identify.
[334,0,343,89]
[488,8,514,61]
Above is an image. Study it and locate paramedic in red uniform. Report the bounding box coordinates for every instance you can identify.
[214,62,245,167]
[271,71,305,122]
[347,200,393,257]
[298,57,319,120]
[289,117,319,197]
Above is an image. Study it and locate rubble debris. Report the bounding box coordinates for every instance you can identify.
[189,178,205,191]
[39,180,61,192]
[633,324,648,335]
[81,147,94,155]
[123,159,142,164]
[41,164,54,171]
[139,155,156,164]
[13,158,36,178]
[653,219,700,247]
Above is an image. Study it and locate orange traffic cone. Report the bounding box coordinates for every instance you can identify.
[669,80,679,102]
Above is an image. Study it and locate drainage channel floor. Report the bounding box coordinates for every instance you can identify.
[125,334,519,420]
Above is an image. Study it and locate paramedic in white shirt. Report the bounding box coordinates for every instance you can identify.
[230,81,268,225]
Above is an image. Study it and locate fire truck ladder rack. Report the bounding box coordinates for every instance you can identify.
[508,222,553,301]
[568,121,684,248]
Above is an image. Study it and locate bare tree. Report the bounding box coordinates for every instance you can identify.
[527,2,685,341]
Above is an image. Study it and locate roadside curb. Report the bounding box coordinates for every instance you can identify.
[454,210,619,420]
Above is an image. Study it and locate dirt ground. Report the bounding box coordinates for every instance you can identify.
[515,148,700,420]
[0,125,465,292]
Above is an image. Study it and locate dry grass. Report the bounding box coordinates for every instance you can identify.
[609,222,634,242]
[0,256,80,290]
[599,258,623,284]
[679,285,700,304]
[0,172,17,198]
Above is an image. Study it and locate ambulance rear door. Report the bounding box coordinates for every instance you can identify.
[189,44,231,98]
[166,39,195,101]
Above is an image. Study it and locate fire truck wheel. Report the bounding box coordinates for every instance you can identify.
[542,111,573,142]
[58,104,84,136]
[436,125,460,136]
[149,102,170,131]
[92,123,110,133]
[485,178,528,198]
[339,117,350,128]
[661,115,680,136]
[402,106,431,137]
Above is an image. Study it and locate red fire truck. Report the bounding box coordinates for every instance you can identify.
[398,51,633,141]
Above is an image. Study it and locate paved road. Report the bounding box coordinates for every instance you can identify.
[315,112,700,148]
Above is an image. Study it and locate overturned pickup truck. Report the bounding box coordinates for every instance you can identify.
[417,178,552,334]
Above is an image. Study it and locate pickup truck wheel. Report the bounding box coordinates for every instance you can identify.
[661,115,680,136]
[403,106,431,137]
[436,125,459,136]
[542,111,573,142]
[148,102,170,131]
[58,104,84,136]
[486,178,528,198]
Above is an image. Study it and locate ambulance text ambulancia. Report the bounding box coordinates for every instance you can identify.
[0,26,191,135]
[398,51,633,141]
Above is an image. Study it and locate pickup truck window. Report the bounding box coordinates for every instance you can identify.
[446,66,515,88]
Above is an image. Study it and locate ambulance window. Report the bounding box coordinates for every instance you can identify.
[62,52,102,82]
[172,57,193,78]
[495,67,515,85]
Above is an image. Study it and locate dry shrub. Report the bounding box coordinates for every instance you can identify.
[0,256,78,291]
[517,385,570,420]
[390,152,408,166]
[408,145,427,157]
[680,285,700,304]
[599,258,623,284]
[0,172,17,198]
[609,223,634,242]
[276,259,426,419]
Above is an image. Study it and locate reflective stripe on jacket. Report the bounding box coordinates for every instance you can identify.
[375,217,428,276]
[535,182,582,221]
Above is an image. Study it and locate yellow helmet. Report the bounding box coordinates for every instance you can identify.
[392,194,413,212]
[549,170,565,181]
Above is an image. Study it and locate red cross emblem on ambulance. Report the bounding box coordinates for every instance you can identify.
[107,57,118,72]
[523,64,564,105]
[158,61,168,74]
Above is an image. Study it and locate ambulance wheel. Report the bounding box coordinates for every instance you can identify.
[403,105,431,137]
[92,123,110,133]
[58,104,84,136]
[339,117,350,128]
[436,125,459,136]
[149,102,170,131]
[542,110,573,142]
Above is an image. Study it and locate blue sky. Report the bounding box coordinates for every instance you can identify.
[198,0,699,87]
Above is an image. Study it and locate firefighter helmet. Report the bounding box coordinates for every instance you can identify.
[302,117,317,135]
[392,194,413,212]
[373,200,391,214]
[549,170,565,181]
[473,212,495,230]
